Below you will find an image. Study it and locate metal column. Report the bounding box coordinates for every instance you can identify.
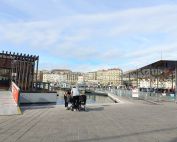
[149,69,152,89]
[175,63,177,101]
[136,69,138,87]
[157,68,159,89]
[35,57,39,85]
[128,73,130,87]
[172,72,174,89]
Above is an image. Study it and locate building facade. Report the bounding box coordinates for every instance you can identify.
[41,70,82,85]
[84,72,97,83]
[97,68,122,86]
[43,73,67,83]
[41,68,123,87]
[67,72,82,85]
[51,69,71,75]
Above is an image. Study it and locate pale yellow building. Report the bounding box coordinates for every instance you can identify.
[84,72,97,82]
[51,69,71,75]
[43,73,67,83]
[41,69,81,85]
[97,68,122,86]
[67,72,82,85]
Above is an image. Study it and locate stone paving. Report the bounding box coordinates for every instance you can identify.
[0,100,177,142]
[0,91,19,115]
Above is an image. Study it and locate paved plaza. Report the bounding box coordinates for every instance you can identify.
[0,100,177,142]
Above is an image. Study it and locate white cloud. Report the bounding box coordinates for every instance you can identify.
[125,42,177,59]
[107,5,177,37]
[2,4,177,44]
[0,21,67,47]
[122,42,177,71]
[1,4,177,71]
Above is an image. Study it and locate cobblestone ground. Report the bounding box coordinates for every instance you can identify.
[0,101,177,142]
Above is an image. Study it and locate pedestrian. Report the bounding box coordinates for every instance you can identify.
[66,90,72,110]
[64,91,68,109]
[71,86,80,111]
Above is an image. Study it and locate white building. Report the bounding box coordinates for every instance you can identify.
[43,73,67,83]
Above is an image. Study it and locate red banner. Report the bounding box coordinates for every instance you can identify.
[12,82,20,105]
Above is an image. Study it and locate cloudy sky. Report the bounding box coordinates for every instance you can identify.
[1,0,177,72]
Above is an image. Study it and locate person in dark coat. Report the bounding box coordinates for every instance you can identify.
[64,91,68,108]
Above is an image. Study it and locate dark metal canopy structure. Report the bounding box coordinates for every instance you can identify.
[124,60,177,78]
[124,60,177,94]
[0,51,39,91]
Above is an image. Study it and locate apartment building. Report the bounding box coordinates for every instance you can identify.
[97,68,122,86]
[51,69,71,75]
[67,72,82,85]
[84,72,97,82]
[43,73,67,83]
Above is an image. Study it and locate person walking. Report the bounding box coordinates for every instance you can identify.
[64,91,68,109]
[71,86,80,111]
[66,90,72,110]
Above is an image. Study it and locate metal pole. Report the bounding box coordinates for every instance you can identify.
[157,68,159,89]
[15,60,17,85]
[28,63,33,90]
[149,68,152,88]
[128,73,130,87]
[136,69,138,88]
[31,62,35,90]
[121,70,123,85]
[36,59,39,82]
[16,61,19,87]
[24,61,29,91]
[172,72,174,89]
[18,60,22,89]
[175,63,177,102]
[21,61,25,91]
[35,58,39,89]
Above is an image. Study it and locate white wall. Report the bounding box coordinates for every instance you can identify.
[20,93,57,103]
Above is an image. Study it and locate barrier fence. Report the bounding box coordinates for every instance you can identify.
[96,88,176,103]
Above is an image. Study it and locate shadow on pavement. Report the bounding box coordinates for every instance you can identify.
[169,137,177,142]
[20,103,55,113]
[86,106,104,112]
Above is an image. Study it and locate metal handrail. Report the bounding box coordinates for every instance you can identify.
[96,88,176,103]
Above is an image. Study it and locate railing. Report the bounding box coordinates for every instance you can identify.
[138,91,176,102]
[96,88,176,103]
